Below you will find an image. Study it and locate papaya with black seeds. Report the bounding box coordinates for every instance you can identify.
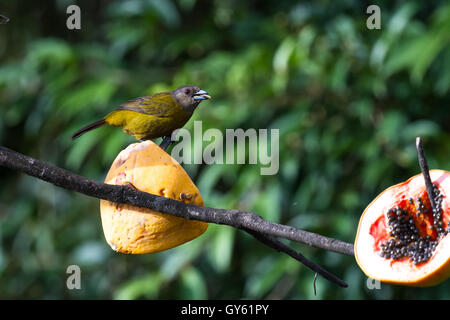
[355,170,450,286]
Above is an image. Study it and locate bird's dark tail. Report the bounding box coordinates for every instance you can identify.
[71,119,106,140]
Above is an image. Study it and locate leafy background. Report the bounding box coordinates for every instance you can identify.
[1,0,450,299]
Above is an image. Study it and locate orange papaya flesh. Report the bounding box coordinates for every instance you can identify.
[355,170,450,286]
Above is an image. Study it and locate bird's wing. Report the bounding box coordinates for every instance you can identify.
[115,94,176,118]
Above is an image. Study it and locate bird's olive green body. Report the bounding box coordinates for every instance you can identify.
[71,85,210,142]
[105,93,193,140]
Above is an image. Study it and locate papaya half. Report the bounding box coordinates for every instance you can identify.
[100,140,208,254]
[355,170,450,286]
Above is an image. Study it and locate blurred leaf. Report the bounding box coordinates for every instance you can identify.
[244,256,292,298]
[72,241,110,267]
[207,225,235,273]
[159,237,205,281]
[114,272,162,299]
[178,266,207,299]
[59,78,118,117]
[253,182,281,223]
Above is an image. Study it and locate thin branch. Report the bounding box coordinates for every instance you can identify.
[245,229,348,287]
[416,137,437,213]
[0,145,354,287]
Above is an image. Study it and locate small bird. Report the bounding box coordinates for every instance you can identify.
[71,85,211,150]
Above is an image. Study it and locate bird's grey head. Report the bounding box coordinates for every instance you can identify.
[171,85,211,112]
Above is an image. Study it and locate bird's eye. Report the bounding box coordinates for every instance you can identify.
[184,88,191,95]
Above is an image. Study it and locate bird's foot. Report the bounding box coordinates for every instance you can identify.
[159,136,173,151]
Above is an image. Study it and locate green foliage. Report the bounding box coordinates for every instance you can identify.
[1,0,450,299]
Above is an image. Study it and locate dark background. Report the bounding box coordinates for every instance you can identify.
[0,0,450,299]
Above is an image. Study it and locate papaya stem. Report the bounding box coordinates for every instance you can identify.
[415,137,437,215]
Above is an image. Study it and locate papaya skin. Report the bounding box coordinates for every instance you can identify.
[100,140,208,254]
[355,170,450,287]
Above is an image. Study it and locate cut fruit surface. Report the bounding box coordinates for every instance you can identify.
[355,170,450,286]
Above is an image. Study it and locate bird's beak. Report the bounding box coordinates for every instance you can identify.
[193,89,211,101]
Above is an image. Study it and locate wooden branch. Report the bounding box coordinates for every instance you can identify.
[0,145,354,287]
